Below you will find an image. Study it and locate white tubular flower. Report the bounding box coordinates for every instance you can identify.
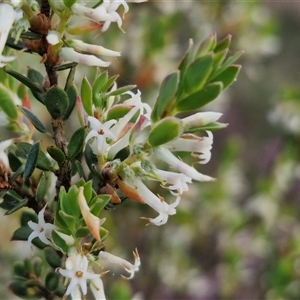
[165,131,213,164]
[0,3,16,68]
[133,177,180,226]
[153,169,192,196]
[67,39,121,57]
[66,16,103,35]
[182,112,222,131]
[154,147,215,182]
[90,277,106,300]
[85,116,117,155]
[59,47,112,67]
[98,248,140,279]
[58,253,100,298]
[71,3,116,23]
[28,205,56,246]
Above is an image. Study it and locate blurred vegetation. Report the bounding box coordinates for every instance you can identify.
[2,1,300,299]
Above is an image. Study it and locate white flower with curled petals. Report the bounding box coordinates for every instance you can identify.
[154,147,215,182]
[28,205,56,246]
[98,248,140,279]
[165,131,214,164]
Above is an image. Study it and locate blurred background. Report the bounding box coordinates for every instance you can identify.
[2,1,300,299]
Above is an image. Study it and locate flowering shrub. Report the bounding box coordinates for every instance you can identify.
[0,0,242,298]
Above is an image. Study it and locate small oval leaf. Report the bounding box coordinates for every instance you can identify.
[177,82,223,112]
[47,145,66,163]
[183,54,213,95]
[44,246,62,268]
[151,71,179,122]
[44,86,69,119]
[23,141,40,180]
[148,117,183,147]
[67,127,86,160]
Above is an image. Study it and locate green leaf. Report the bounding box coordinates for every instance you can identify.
[47,146,66,163]
[106,105,132,121]
[8,151,22,172]
[4,199,28,215]
[12,225,49,249]
[27,68,46,104]
[33,257,43,277]
[27,68,44,86]
[84,144,100,176]
[45,271,60,292]
[210,50,244,80]
[74,227,91,238]
[23,141,40,180]
[58,211,76,232]
[92,71,108,107]
[210,65,241,89]
[4,68,44,93]
[36,149,52,171]
[151,71,179,122]
[63,84,77,120]
[214,34,232,52]
[90,195,111,216]
[44,247,62,268]
[51,230,69,254]
[148,117,183,147]
[54,62,78,71]
[13,261,27,278]
[183,54,213,94]
[20,211,38,226]
[36,173,48,203]
[44,86,69,119]
[194,32,217,58]
[0,83,19,120]
[212,49,228,69]
[67,127,86,160]
[60,185,80,217]
[18,106,47,133]
[178,39,194,77]
[81,76,93,116]
[177,82,223,112]
[83,181,93,204]
[104,75,118,91]
[0,192,22,211]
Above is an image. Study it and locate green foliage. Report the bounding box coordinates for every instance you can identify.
[18,106,47,133]
[148,117,183,147]
[44,86,69,119]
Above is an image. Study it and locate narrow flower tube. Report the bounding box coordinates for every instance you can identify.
[71,3,116,23]
[67,39,121,57]
[66,16,103,35]
[133,178,180,225]
[59,47,111,67]
[98,248,140,279]
[154,147,215,182]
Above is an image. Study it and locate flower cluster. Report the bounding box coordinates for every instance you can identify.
[84,88,221,225]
